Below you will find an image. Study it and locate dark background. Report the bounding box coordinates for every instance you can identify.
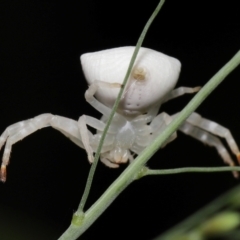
[0,1,240,239]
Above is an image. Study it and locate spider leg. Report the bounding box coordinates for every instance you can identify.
[174,112,239,177]
[163,86,201,103]
[145,103,162,122]
[187,112,240,160]
[82,80,125,163]
[135,86,200,124]
[150,112,177,147]
[131,112,177,155]
[85,80,121,117]
[78,114,118,163]
[0,114,92,182]
[78,115,94,163]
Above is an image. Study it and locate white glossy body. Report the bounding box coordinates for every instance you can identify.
[0,46,239,181]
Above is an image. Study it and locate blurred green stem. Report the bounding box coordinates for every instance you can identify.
[154,184,240,240]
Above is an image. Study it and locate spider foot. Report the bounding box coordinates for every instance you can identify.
[0,165,7,182]
[236,152,240,163]
[229,161,239,179]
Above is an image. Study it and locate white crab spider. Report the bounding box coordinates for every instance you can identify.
[0,46,239,182]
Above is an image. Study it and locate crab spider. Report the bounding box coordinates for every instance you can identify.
[0,46,239,182]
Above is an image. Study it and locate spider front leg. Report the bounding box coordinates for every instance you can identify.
[78,114,117,163]
[0,114,89,182]
[84,80,122,117]
[79,80,122,163]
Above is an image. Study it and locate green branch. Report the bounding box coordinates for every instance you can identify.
[145,166,240,176]
[58,49,240,240]
[154,184,240,240]
[57,0,240,238]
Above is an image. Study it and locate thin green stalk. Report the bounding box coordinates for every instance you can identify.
[154,184,240,240]
[58,49,240,240]
[145,166,240,176]
[78,0,165,212]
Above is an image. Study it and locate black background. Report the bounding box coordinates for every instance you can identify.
[0,1,240,239]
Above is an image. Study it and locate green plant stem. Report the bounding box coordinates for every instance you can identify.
[153,184,240,240]
[77,0,166,213]
[59,49,240,240]
[145,166,240,176]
